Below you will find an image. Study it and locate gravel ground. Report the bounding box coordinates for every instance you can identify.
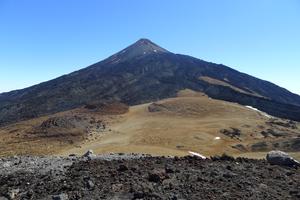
[0,154,299,200]
[0,156,74,175]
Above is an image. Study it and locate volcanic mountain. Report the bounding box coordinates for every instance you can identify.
[1,38,300,126]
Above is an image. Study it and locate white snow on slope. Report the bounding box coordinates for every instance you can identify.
[188,151,207,159]
[245,106,273,118]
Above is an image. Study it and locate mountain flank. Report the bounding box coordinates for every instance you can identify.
[1,38,300,126]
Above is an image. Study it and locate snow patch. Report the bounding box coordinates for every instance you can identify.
[188,151,207,159]
[154,50,157,53]
[245,106,272,118]
[112,59,120,64]
[214,137,221,140]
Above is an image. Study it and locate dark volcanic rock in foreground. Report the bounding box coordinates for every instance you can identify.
[0,155,299,200]
[1,38,300,126]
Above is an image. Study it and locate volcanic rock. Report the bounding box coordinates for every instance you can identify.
[52,193,68,200]
[266,151,300,167]
[83,150,95,160]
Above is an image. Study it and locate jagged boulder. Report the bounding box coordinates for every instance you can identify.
[52,193,68,200]
[266,151,300,168]
[83,150,95,160]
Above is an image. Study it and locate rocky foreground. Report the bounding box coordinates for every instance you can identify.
[0,154,299,200]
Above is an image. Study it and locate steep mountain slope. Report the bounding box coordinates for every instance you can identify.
[1,38,300,126]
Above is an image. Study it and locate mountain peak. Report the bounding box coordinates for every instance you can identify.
[136,38,153,44]
[107,38,169,63]
[132,38,169,53]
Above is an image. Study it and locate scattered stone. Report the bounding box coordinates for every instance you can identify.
[8,189,19,199]
[87,180,95,190]
[40,117,76,129]
[52,193,68,200]
[223,171,237,179]
[267,119,297,129]
[220,128,241,139]
[251,141,269,151]
[231,144,248,152]
[176,145,185,149]
[133,191,145,199]
[148,103,167,112]
[111,184,123,192]
[2,162,10,168]
[165,164,175,173]
[83,150,95,160]
[260,130,269,138]
[117,164,128,172]
[211,154,235,162]
[261,129,288,138]
[148,173,161,183]
[258,183,268,190]
[266,151,300,168]
[148,169,168,183]
[226,165,232,171]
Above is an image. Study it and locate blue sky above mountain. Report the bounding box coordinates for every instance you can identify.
[0,0,299,94]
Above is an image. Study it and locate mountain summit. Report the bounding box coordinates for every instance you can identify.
[130,38,169,53]
[1,39,300,125]
[106,38,169,63]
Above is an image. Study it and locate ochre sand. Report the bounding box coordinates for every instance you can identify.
[1,90,299,160]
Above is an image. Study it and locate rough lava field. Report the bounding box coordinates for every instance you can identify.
[0,154,300,200]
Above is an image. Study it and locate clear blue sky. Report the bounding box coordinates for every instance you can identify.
[0,0,299,94]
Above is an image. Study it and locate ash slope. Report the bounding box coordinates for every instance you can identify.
[1,38,300,125]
